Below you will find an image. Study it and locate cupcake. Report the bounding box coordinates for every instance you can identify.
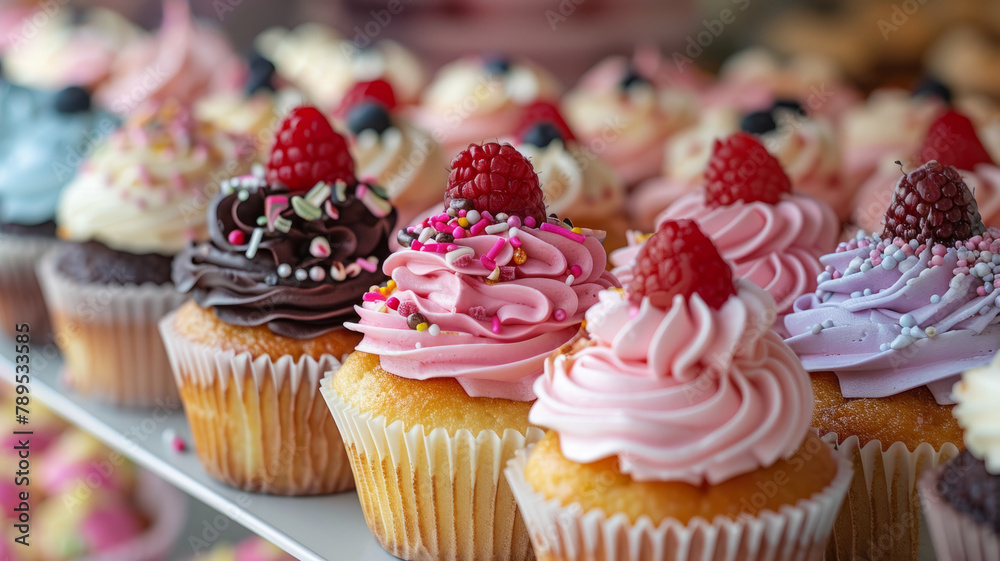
[562,58,696,186]
[0,83,117,340]
[618,132,839,333]
[95,0,243,116]
[335,79,449,230]
[322,141,618,560]
[196,53,306,159]
[631,100,849,227]
[926,27,1000,101]
[256,23,426,109]
[507,219,852,561]
[704,48,860,121]
[1,6,141,91]
[411,54,562,155]
[841,85,949,200]
[784,160,989,559]
[627,107,739,230]
[512,101,628,250]
[854,110,1000,233]
[38,430,135,497]
[37,102,250,407]
[163,106,396,495]
[920,355,1000,561]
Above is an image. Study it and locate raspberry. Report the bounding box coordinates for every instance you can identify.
[333,79,397,117]
[703,132,791,208]
[917,110,994,171]
[514,101,575,142]
[882,160,985,245]
[444,142,546,223]
[630,219,736,309]
[266,106,355,191]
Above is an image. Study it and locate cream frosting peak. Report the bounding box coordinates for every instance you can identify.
[953,355,1000,474]
[57,104,251,255]
[516,140,624,222]
[531,281,813,485]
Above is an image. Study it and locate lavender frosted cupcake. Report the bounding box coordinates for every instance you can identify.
[783,160,992,559]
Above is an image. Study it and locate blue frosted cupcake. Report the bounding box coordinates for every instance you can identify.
[0,80,117,339]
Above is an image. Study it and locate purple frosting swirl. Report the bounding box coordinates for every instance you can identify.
[784,229,1000,404]
[173,174,396,339]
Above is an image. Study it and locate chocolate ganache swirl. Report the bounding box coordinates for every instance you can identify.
[173,171,396,338]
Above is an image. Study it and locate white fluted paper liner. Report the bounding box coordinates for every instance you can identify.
[503,443,853,561]
[919,465,1000,561]
[820,433,961,561]
[0,234,59,339]
[160,311,354,495]
[36,247,186,408]
[321,373,545,561]
[82,470,187,561]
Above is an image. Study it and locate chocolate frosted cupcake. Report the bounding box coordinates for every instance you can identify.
[920,356,1000,561]
[162,106,396,495]
[0,82,117,340]
[37,102,249,407]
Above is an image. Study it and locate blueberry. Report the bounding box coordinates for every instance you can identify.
[483,55,511,75]
[913,76,952,105]
[521,122,563,148]
[771,98,806,116]
[740,110,777,135]
[619,66,649,90]
[347,102,393,135]
[54,86,91,114]
[245,52,277,96]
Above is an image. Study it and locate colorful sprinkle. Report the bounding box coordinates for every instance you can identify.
[324,200,339,220]
[357,257,379,273]
[228,230,245,245]
[334,180,348,202]
[524,216,537,228]
[553,309,567,321]
[294,269,308,281]
[569,265,582,278]
[305,182,332,206]
[273,216,292,233]
[446,246,475,266]
[540,222,586,243]
[492,315,501,334]
[291,196,322,221]
[407,312,427,330]
[386,296,400,310]
[245,228,264,259]
[310,237,331,258]
[363,291,386,302]
[357,183,392,217]
[330,262,347,281]
[513,248,527,265]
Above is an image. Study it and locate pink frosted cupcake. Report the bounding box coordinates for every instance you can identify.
[507,219,852,561]
[615,132,838,333]
[96,0,243,115]
[411,54,562,156]
[562,57,697,186]
[703,48,860,121]
[854,110,1000,233]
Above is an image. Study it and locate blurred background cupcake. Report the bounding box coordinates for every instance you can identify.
[256,22,427,111]
[410,54,562,155]
[920,353,1000,561]
[37,101,251,407]
[334,79,449,231]
[0,83,118,341]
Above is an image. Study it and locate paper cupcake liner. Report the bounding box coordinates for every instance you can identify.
[820,433,961,561]
[82,470,187,561]
[0,235,58,339]
[503,443,853,561]
[36,247,185,408]
[160,311,354,496]
[322,375,546,561]
[918,466,1000,561]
